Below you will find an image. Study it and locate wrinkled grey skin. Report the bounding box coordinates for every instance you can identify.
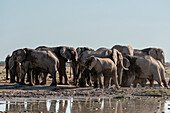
[78,48,128,88]
[134,48,165,66]
[82,56,120,89]
[111,45,134,56]
[5,55,21,83]
[11,48,59,86]
[36,46,78,85]
[122,55,169,88]
[76,47,94,87]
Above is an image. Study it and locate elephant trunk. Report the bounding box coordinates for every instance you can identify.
[162,57,166,66]
[72,59,78,84]
[120,58,128,70]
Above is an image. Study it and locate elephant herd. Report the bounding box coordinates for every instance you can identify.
[5,45,169,89]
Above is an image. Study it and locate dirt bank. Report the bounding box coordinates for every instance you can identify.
[0,79,170,99]
[0,66,170,99]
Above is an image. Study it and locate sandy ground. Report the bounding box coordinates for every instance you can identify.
[0,66,170,99]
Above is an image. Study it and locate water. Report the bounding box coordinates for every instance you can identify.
[0,97,169,113]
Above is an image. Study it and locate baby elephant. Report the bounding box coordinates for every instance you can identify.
[82,56,120,89]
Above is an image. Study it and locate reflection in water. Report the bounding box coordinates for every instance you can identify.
[0,98,169,113]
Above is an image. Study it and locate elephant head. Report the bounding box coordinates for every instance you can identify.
[149,48,165,65]
[111,45,134,56]
[60,47,78,62]
[60,46,78,82]
[76,47,94,56]
[11,48,27,63]
[84,56,97,70]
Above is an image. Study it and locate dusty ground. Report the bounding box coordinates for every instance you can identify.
[0,66,170,99]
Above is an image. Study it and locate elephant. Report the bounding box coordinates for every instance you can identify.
[122,55,169,88]
[134,48,165,66]
[5,55,21,83]
[96,47,129,85]
[78,48,128,88]
[76,47,94,86]
[11,48,59,86]
[111,45,134,56]
[80,56,120,89]
[36,46,78,85]
[5,55,11,80]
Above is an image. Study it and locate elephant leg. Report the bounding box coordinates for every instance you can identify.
[79,72,86,87]
[20,72,26,85]
[50,71,57,86]
[148,78,154,87]
[104,76,109,89]
[16,73,20,83]
[162,80,169,88]
[93,74,99,88]
[141,79,147,87]
[117,67,123,86]
[112,70,120,89]
[26,71,30,82]
[27,70,33,86]
[99,74,103,88]
[6,68,9,80]
[58,60,67,85]
[87,73,93,86]
[35,71,40,85]
[10,69,16,83]
[40,73,48,85]
[63,63,69,85]
[153,72,164,88]
[133,80,138,88]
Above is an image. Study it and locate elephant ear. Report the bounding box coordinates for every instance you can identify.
[86,56,97,70]
[123,57,130,68]
[12,49,27,62]
[60,47,72,60]
[112,49,118,65]
[148,48,157,59]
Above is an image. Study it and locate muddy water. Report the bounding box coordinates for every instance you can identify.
[0,97,169,113]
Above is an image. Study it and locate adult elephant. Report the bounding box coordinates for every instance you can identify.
[75,47,94,86]
[78,48,128,88]
[11,48,59,86]
[134,48,165,65]
[96,47,129,85]
[81,56,120,89]
[36,46,78,85]
[5,55,21,83]
[5,55,11,80]
[122,55,169,88]
[111,45,134,56]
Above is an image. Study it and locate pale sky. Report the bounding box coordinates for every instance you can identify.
[0,0,170,61]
